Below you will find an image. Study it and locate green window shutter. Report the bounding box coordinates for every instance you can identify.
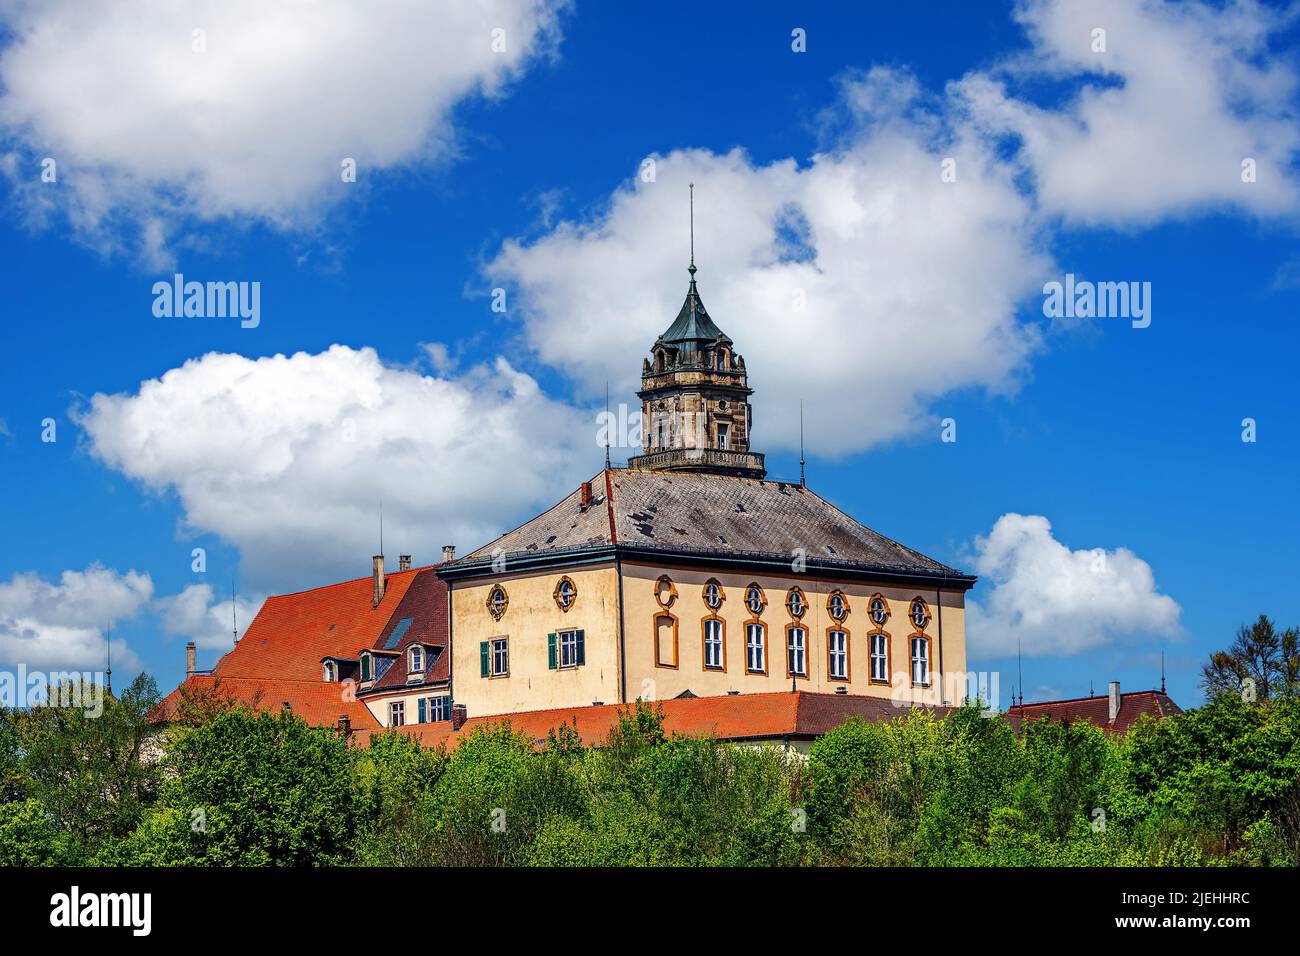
[576,629,586,666]
[547,632,557,670]
[417,697,426,723]
[442,696,452,719]
[480,641,490,677]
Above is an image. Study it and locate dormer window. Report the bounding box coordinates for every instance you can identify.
[409,644,424,674]
[322,660,337,682]
[360,652,373,683]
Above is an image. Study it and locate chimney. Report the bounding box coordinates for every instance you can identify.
[372,555,385,606]
[442,545,456,563]
[1108,680,1121,723]
[185,641,196,679]
[579,481,593,510]
[399,554,411,571]
[338,714,351,739]
[451,703,467,730]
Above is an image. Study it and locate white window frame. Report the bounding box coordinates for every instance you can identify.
[717,423,730,449]
[322,660,337,682]
[428,696,449,722]
[409,644,423,674]
[788,626,807,677]
[911,636,930,687]
[787,589,806,619]
[828,629,848,680]
[746,622,766,673]
[870,633,888,683]
[389,701,405,727]
[745,585,765,616]
[558,629,580,669]
[491,637,509,677]
[704,581,723,610]
[869,597,888,627]
[704,618,724,670]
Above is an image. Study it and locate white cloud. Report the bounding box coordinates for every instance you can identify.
[73,345,591,592]
[155,583,260,652]
[967,513,1181,656]
[0,565,151,671]
[489,70,1053,457]
[0,0,567,260]
[953,0,1299,225]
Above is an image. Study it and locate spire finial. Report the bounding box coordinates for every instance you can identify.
[105,621,112,695]
[799,400,806,487]
[604,381,612,470]
[688,182,696,278]
[232,574,239,647]
[1161,650,1166,693]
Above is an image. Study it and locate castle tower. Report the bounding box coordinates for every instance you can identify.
[626,197,766,479]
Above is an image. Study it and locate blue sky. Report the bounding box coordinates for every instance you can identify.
[1,0,1297,707]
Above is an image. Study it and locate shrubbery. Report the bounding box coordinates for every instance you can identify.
[2,675,1297,867]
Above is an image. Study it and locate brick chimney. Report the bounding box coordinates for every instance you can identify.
[442,545,456,563]
[579,480,593,510]
[398,554,411,571]
[372,555,385,606]
[451,703,467,730]
[1108,681,1121,723]
[185,641,196,679]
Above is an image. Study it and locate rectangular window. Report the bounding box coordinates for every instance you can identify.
[559,629,581,668]
[870,633,889,683]
[828,629,848,681]
[485,637,508,677]
[361,655,372,682]
[428,695,450,722]
[704,618,724,670]
[417,697,426,723]
[717,423,730,449]
[787,626,807,677]
[745,622,765,673]
[911,636,929,686]
[655,615,678,668]
[389,701,405,727]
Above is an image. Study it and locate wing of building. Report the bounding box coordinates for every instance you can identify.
[160,245,990,745]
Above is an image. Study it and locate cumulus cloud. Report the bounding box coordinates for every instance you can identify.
[74,345,591,592]
[155,583,260,652]
[953,0,1299,225]
[0,0,566,260]
[967,513,1181,656]
[0,565,151,671]
[490,71,1053,457]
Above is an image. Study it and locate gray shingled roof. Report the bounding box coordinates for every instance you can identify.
[462,469,968,580]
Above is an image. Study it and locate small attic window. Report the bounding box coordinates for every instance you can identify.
[409,644,424,674]
[322,660,337,682]
[360,652,373,682]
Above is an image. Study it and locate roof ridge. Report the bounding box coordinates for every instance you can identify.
[264,564,435,601]
[1017,688,1166,708]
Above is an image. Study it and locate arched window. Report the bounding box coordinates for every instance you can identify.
[868,594,890,628]
[910,597,930,631]
[409,644,424,674]
[655,575,678,609]
[487,585,509,621]
[703,579,725,611]
[322,660,337,683]
[554,576,577,611]
[827,590,849,623]
[910,635,931,687]
[786,587,807,620]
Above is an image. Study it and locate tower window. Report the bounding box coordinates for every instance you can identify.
[717,423,730,449]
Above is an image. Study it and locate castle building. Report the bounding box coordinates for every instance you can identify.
[160,250,980,746]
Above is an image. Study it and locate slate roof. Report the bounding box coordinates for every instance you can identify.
[661,275,731,346]
[384,690,951,750]
[1007,689,1182,735]
[456,468,971,584]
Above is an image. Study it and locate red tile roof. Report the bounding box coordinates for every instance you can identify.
[368,569,450,692]
[206,566,429,682]
[154,674,381,732]
[1007,689,1181,734]
[383,691,950,751]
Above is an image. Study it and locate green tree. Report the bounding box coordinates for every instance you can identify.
[0,798,67,865]
[1203,614,1300,701]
